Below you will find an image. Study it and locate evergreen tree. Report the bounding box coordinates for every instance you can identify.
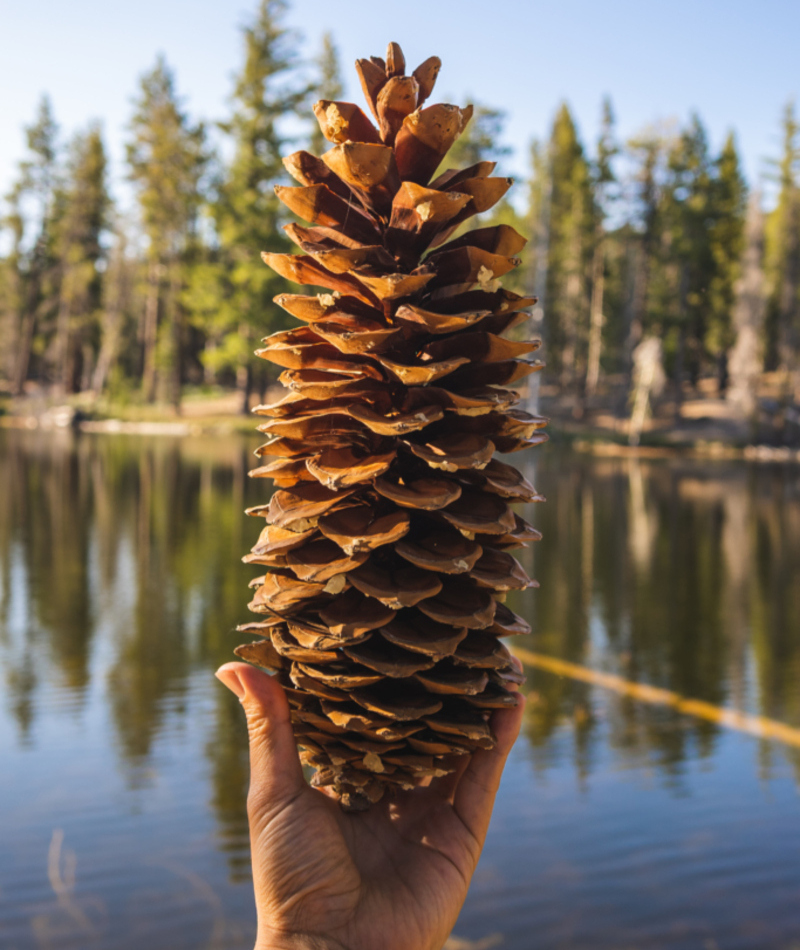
[727,194,766,419]
[544,103,594,382]
[52,124,111,393]
[4,97,60,394]
[585,97,618,397]
[707,132,747,389]
[127,56,207,406]
[526,139,552,313]
[624,130,665,361]
[516,138,555,416]
[764,102,800,380]
[309,32,343,157]
[91,218,140,396]
[660,115,716,393]
[187,0,309,413]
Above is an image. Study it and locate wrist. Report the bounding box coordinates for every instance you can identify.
[256,932,343,950]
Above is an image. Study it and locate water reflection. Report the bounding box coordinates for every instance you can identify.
[1,430,800,948]
[0,431,258,863]
[2,431,799,789]
[517,450,800,782]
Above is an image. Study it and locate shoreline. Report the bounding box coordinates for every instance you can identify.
[3,411,799,464]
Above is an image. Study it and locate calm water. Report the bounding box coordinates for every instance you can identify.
[1,429,800,950]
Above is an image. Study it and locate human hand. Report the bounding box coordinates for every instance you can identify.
[216,658,525,950]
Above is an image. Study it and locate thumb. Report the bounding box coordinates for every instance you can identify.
[216,662,306,820]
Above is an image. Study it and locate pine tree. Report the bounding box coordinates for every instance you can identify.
[764,102,800,384]
[584,97,618,398]
[624,130,665,362]
[91,219,138,395]
[52,124,111,393]
[188,0,309,412]
[127,56,207,407]
[661,115,716,395]
[4,97,60,395]
[707,132,747,391]
[544,104,594,383]
[526,139,552,326]
[727,194,766,419]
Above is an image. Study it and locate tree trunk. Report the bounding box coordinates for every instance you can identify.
[727,195,766,422]
[629,337,665,446]
[12,272,41,396]
[202,342,217,386]
[674,327,685,424]
[717,351,729,396]
[12,311,35,396]
[585,236,605,398]
[54,289,72,396]
[92,233,129,396]
[777,193,800,378]
[236,322,252,415]
[236,363,251,415]
[92,296,122,396]
[561,194,584,388]
[673,265,689,423]
[624,239,648,369]
[527,162,551,418]
[166,262,182,411]
[142,260,160,403]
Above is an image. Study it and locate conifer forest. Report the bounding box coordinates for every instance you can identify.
[2,0,799,445]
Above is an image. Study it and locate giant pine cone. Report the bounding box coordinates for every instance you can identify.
[236,42,546,810]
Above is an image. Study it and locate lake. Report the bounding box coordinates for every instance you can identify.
[1,428,799,950]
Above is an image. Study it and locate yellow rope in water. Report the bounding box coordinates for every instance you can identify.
[512,647,800,750]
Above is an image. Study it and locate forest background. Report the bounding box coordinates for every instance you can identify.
[1,0,799,444]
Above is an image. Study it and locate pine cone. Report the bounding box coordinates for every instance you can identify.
[236,42,546,811]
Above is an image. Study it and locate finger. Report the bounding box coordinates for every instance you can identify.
[452,692,526,849]
[426,753,471,802]
[215,662,306,820]
[433,666,524,803]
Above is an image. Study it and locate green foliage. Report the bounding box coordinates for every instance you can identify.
[660,115,718,376]
[0,13,796,408]
[127,57,207,261]
[707,133,747,358]
[594,97,618,198]
[185,0,311,406]
[542,103,596,377]
[763,102,800,371]
[2,97,61,391]
[127,56,208,405]
[52,124,111,391]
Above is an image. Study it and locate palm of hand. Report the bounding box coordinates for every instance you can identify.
[252,778,481,950]
[217,661,524,950]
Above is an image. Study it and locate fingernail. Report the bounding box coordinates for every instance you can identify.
[215,666,245,701]
[510,654,524,674]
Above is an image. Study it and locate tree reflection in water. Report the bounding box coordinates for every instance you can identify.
[1,430,799,878]
[513,448,800,783]
[0,430,258,877]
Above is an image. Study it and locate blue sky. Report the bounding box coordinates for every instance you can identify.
[1,0,797,209]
